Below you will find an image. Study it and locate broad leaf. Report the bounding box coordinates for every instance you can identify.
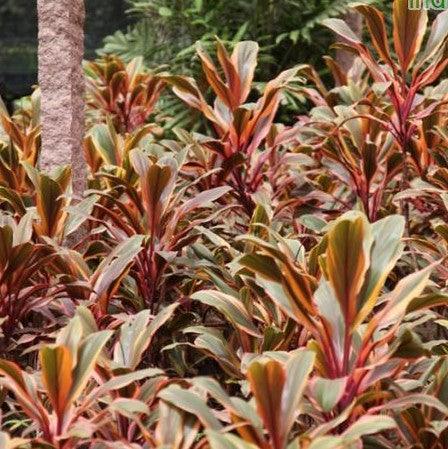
[40,345,73,417]
[324,212,371,327]
[68,330,112,404]
[393,0,428,71]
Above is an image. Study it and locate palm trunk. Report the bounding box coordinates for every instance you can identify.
[37,0,86,197]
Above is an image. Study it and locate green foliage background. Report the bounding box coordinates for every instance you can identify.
[100,0,381,79]
[0,0,387,103]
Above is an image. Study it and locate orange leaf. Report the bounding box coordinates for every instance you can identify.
[197,44,235,110]
[247,359,285,449]
[216,39,242,106]
[325,214,369,327]
[393,0,428,72]
[40,345,73,419]
[355,4,394,67]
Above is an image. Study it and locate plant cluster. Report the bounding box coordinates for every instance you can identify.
[0,2,448,448]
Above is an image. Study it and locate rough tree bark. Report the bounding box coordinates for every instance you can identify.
[37,0,87,197]
[335,11,363,74]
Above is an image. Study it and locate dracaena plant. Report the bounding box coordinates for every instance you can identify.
[165,39,301,216]
[320,1,448,217]
[85,56,166,133]
[89,148,231,315]
[238,211,442,425]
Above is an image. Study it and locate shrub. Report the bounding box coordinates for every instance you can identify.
[0,1,447,447]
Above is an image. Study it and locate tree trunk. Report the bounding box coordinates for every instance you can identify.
[37,0,86,198]
[335,11,363,73]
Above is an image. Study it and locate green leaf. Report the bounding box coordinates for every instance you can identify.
[377,264,433,329]
[178,186,231,217]
[355,215,404,329]
[114,304,178,370]
[206,431,259,449]
[311,377,347,412]
[239,254,282,282]
[91,235,144,314]
[69,330,112,404]
[158,385,223,430]
[232,41,259,102]
[193,376,260,427]
[343,415,396,439]
[193,332,241,374]
[191,290,261,337]
[298,214,327,232]
[418,9,448,65]
[307,437,347,449]
[110,398,149,417]
[158,6,173,17]
[100,368,163,393]
[281,351,315,436]
[407,292,448,314]
[371,393,448,415]
[113,310,151,370]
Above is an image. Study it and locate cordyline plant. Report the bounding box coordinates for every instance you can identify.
[324,0,448,175]
[0,201,108,342]
[84,117,153,177]
[0,305,174,448]
[164,40,302,216]
[0,90,40,197]
[177,205,309,376]
[0,164,95,247]
[0,211,59,339]
[239,211,443,425]
[89,148,231,315]
[298,1,448,221]
[296,61,402,221]
[85,56,165,133]
[158,350,396,449]
[1,2,448,447]
[54,235,145,322]
[363,355,448,449]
